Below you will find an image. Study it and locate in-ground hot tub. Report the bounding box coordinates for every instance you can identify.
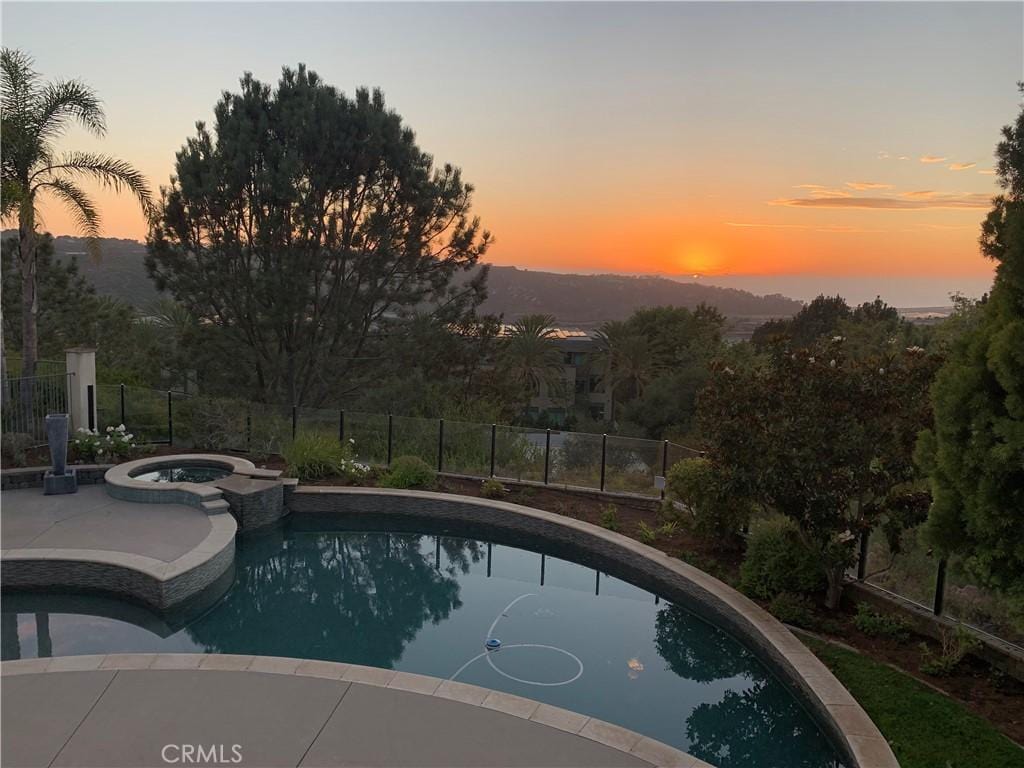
[132,463,233,484]
[105,454,296,530]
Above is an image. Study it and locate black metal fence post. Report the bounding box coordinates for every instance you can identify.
[291,405,298,440]
[543,429,551,485]
[167,391,173,446]
[600,433,607,491]
[119,383,126,426]
[387,413,393,466]
[86,385,96,431]
[246,409,252,452]
[437,418,445,473]
[339,409,345,445]
[660,439,669,499]
[489,423,497,477]
[933,558,948,616]
[857,531,870,581]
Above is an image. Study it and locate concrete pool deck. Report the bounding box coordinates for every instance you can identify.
[1,654,710,768]
[1,485,236,609]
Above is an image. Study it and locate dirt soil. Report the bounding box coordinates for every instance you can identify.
[77,448,1024,744]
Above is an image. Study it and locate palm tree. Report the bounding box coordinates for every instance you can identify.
[594,321,659,423]
[500,314,565,412]
[1,49,152,379]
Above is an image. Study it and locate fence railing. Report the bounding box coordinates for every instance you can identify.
[89,384,704,500]
[3,356,67,378]
[1,373,72,446]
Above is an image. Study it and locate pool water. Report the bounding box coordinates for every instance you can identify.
[132,465,232,483]
[1,525,845,768]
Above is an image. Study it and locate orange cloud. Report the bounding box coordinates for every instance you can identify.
[899,190,936,199]
[770,193,990,210]
[846,181,892,190]
[948,162,976,171]
[978,169,997,175]
[919,155,947,164]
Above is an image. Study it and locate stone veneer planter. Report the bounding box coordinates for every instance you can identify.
[288,486,899,768]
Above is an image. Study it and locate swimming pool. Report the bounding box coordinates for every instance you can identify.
[0,523,845,768]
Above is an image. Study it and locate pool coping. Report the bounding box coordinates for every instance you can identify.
[289,486,899,768]
[0,504,237,610]
[0,654,711,768]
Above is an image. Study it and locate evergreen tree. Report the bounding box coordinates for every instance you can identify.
[147,65,491,406]
[918,85,1024,602]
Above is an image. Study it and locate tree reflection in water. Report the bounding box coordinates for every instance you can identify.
[186,532,483,669]
[655,605,844,768]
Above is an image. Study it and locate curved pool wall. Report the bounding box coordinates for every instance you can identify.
[286,487,896,768]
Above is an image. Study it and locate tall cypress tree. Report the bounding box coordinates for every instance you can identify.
[918,84,1024,602]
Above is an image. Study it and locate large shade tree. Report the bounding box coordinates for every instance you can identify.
[699,339,941,607]
[1,49,152,379]
[147,65,491,406]
[917,84,1024,605]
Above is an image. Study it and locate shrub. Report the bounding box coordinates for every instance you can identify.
[919,626,981,676]
[854,604,912,642]
[667,457,751,548]
[480,478,506,499]
[1,432,33,467]
[283,433,369,482]
[71,425,137,463]
[659,520,679,537]
[769,592,818,629]
[599,504,620,531]
[380,455,436,489]
[739,517,824,599]
[636,520,657,543]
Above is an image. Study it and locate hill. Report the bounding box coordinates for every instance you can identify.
[5,234,803,322]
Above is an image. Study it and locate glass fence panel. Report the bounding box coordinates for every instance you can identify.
[1,374,71,445]
[604,435,661,497]
[296,407,341,442]
[245,403,293,457]
[665,442,703,472]
[944,557,1024,649]
[441,420,491,477]
[345,411,388,465]
[493,426,546,483]
[863,523,936,610]
[94,384,121,434]
[549,430,603,490]
[120,386,171,444]
[391,415,440,467]
[169,394,247,452]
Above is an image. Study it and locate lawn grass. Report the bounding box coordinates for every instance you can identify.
[803,636,1024,768]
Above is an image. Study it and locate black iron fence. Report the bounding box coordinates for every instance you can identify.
[1,373,72,446]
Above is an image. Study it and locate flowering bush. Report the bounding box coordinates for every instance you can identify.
[282,433,370,483]
[72,425,138,463]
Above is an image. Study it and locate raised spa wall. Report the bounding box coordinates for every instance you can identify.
[104,454,296,531]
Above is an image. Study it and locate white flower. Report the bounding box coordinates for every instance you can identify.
[723,366,734,375]
[906,345,925,354]
[808,356,815,364]
[830,359,836,368]
[117,424,125,431]
[97,449,103,455]
[878,367,886,375]
[348,438,355,445]
[106,426,114,432]
[831,335,844,342]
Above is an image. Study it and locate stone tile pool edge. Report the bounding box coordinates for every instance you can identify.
[1,654,711,768]
[288,486,899,768]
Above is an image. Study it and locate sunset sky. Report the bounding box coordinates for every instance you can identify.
[3,2,1022,305]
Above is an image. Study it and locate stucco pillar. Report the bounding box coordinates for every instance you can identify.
[65,347,97,432]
